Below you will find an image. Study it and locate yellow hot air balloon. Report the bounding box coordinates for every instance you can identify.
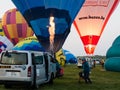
[0,19,5,36]
[55,49,66,66]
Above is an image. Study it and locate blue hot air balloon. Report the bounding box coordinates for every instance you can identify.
[12,36,45,52]
[11,0,85,54]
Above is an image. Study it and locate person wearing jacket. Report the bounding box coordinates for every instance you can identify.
[82,58,92,84]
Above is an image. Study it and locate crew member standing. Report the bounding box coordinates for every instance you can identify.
[82,58,92,84]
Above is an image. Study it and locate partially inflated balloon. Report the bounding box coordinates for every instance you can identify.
[0,19,5,36]
[55,48,77,65]
[11,0,85,54]
[12,36,45,51]
[105,35,120,72]
[2,8,34,45]
[74,0,120,54]
[55,49,66,66]
[0,36,13,53]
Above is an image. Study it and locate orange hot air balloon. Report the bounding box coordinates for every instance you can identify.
[74,0,120,55]
[2,8,34,45]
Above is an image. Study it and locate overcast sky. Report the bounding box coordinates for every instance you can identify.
[0,0,120,56]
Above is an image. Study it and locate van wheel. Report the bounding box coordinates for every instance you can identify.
[35,84,39,89]
[49,73,54,84]
[32,84,39,89]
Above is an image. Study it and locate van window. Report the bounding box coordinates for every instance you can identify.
[0,52,28,65]
[34,56,43,64]
[49,55,56,63]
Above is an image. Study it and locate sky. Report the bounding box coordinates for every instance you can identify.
[0,0,120,56]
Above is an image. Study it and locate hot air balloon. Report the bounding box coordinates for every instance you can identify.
[105,35,120,72]
[74,0,120,55]
[12,36,45,51]
[11,0,85,54]
[0,19,5,36]
[0,36,13,53]
[55,49,66,66]
[2,8,34,45]
[63,49,77,64]
[55,48,77,65]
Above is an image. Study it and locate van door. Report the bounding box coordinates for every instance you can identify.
[32,53,46,84]
[44,54,49,80]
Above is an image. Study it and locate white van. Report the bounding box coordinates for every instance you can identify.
[0,50,57,88]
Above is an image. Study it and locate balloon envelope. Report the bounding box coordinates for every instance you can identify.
[106,35,120,59]
[0,36,13,53]
[55,49,66,66]
[105,35,120,72]
[0,20,5,36]
[55,48,77,64]
[12,36,45,51]
[11,0,85,53]
[2,8,34,45]
[63,49,77,64]
[74,0,120,54]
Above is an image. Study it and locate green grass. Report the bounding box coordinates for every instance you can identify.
[0,64,120,90]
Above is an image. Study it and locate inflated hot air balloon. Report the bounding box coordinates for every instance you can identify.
[55,49,66,66]
[2,8,34,45]
[63,49,77,64]
[11,0,85,54]
[74,0,120,55]
[0,36,13,53]
[105,35,120,72]
[55,48,77,65]
[0,19,5,36]
[12,36,45,51]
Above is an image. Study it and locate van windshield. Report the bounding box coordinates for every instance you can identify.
[0,52,28,65]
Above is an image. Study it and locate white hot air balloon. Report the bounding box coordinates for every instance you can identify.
[0,36,14,53]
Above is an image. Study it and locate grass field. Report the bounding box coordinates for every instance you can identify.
[0,64,120,90]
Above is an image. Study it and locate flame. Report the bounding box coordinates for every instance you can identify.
[48,16,55,51]
[84,44,95,54]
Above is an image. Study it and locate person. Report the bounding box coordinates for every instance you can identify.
[100,59,104,69]
[82,58,92,84]
[77,58,82,68]
[56,61,64,77]
[93,60,96,68]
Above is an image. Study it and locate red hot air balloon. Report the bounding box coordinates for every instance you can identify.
[2,8,34,45]
[74,0,120,55]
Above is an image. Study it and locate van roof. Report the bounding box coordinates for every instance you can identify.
[1,50,48,54]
